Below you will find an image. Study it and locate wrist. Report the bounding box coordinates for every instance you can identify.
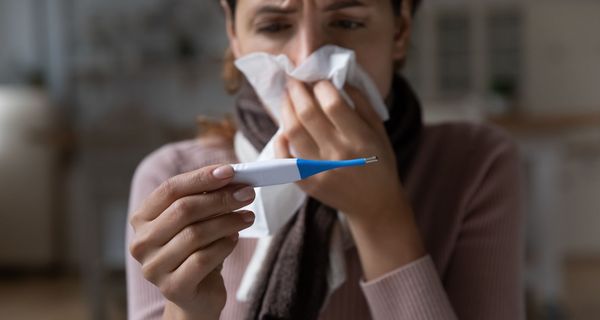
[347,203,420,245]
[163,302,220,320]
[346,201,426,281]
[346,194,411,231]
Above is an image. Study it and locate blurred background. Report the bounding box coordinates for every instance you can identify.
[0,0,598,319]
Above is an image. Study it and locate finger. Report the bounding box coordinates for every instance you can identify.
[143,211,254,275]
[132,164,236,224]
[274,133,293,158]
[281,90,319,156]
[312,80,371,140]
[287,78,337,144]
[345,85,388,139]
[167,234,239,298]
[141,184,255,246]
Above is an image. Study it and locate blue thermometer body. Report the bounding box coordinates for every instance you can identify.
[231,156,378,187]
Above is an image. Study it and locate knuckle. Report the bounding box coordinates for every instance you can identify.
[332,149,352,161]
[171,198,191,219]
[183,223,206,243]
[141,262,159,284]
[129,233,150,261]
[203,190,229,212]
[216,190,231,211]
[129,242,143,261]
[224,193,237,212]
[158,178,178,201]
[284,122,304,139]
[191,251,210,270]
[129,212,143,230]
[193,168,212,186]
[159,278,179,301]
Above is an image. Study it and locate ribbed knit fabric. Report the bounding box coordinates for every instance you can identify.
[125,122,525,320]
[235,74,424,320]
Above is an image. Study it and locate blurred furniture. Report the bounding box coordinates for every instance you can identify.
[0,87,59,268]
[492,112,600,318]
[71,105,196,320]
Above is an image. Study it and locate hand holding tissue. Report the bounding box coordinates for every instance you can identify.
[235,45,390,124]
[233,45,390,238]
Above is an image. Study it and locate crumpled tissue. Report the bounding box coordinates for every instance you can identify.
[234,45,390,238]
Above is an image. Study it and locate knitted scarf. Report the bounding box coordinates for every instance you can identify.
[234,74,423,320]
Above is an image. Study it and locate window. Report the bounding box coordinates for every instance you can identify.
[436,11,471,97]
[487,8,522,100]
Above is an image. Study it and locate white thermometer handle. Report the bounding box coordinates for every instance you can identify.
[231,159,300,187]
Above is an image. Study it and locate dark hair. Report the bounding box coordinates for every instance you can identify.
[225,0,422,16]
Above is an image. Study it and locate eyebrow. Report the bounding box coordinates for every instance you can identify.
[254,3,297,15]
[324,0,366,11]
[254,0,366,16]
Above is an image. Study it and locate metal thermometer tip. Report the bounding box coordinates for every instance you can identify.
[365,156,379,164]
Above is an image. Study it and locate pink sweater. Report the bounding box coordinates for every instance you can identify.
[126,122,524,320]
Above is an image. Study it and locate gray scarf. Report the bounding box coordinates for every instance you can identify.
[234,74,423,320]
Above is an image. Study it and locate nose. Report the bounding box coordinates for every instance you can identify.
[287,22,326,66]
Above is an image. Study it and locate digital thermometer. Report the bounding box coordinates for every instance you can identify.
[231,156,378,187]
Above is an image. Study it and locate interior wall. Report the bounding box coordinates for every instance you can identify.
[523,1,600,115]
[0,0,40,84]
[523,1,600,255]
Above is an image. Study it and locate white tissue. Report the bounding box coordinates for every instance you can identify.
[234,45,389,238]
[235,45,390,124]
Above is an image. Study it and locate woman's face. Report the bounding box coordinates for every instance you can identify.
[223,0,412,98]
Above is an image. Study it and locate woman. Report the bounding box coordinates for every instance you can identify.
[126,0,524,319]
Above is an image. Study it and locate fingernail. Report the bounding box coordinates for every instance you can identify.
[240,211,255,223]
[233,186,255,202]
[212,165,233,179]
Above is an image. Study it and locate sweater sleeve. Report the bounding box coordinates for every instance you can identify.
[360,130,524,320]
[360,255,457,319]
[126,145,179,320]
[443,136,524,319]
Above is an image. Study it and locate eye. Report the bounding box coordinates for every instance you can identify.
[330,20,365,30]
[257,22,292,34]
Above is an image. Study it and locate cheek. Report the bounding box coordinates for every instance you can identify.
[345,27,397,98]
[355,46,395,98]
[253,42,288,55]
[236,32,282,56]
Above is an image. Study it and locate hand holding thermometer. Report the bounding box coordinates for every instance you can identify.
[230,156,379,187]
